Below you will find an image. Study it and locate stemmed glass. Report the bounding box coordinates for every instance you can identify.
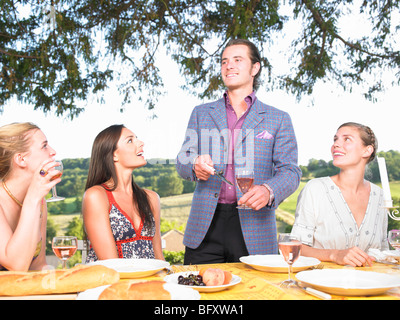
[52,236,77,269]
[46,160,65,202]
[388,230,400,269]
[235,168,254,209]
[388,230,400,251]
[278,233,302,286]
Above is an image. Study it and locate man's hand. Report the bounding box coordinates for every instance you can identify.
[193,154,214,181]
[238,185,270,210]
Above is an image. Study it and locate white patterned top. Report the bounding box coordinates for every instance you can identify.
[291,177,389,252]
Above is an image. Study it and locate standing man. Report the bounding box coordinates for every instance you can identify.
[176,39,301,264]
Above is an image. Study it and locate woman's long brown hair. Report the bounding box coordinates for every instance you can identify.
[85,124,153,227]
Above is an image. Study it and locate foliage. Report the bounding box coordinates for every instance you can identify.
[163,250,184,265]
[1,1,399,117]
[287,1,400,102]
[160,218,185,234]
[302,150,400,183]
[45,216,59,255]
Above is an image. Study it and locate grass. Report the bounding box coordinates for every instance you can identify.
[159,193,193,226]
[376,180,400,198]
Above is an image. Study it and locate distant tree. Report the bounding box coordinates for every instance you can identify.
[45,217,59,254]
[156,172,184,197]
[1,1,399,118]
[67,216,85,239]
[368,150,400,183]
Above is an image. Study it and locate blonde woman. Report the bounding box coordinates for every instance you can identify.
[291,122,388,267]
[0,122,61,271]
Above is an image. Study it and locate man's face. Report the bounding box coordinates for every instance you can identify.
[221,44,260,91]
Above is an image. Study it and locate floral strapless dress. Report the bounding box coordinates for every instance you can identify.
[85,188,155,263]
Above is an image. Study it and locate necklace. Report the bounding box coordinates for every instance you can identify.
[2,180,23,207]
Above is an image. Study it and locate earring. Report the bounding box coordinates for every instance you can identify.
[17,154,25,162]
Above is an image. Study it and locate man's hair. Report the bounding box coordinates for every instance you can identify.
[223,39,262,91]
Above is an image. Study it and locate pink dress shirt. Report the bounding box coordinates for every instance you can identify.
[218,91,255,204]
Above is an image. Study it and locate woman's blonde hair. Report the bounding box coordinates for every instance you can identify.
[0,122,40,179]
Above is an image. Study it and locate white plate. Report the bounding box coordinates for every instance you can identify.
[76,283,200,300]
[164,271,241,293]
[86,258,169,278]
[240,254,321,273]
[296,269,400,296]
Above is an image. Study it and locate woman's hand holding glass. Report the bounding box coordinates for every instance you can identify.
[46,160,65,202]
[25,159,63,205]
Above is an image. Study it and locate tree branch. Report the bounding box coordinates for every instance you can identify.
[162,0,210,56]
[0,47,39,59]
[301,0,397,60]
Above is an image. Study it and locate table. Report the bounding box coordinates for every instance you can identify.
[1,261,399,300]
[147,261,400,300]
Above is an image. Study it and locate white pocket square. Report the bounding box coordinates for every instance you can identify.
[256,130,274,140]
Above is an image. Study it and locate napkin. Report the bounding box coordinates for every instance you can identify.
[368,248,400,263]
[256,130,274,140]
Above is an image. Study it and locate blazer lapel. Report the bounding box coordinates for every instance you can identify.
[209,98,228,131]
[240,100,264,142]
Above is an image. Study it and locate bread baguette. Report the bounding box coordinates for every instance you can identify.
[99,280,171,300]
[0,264,119,296]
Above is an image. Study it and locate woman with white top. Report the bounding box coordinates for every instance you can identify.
[291,122,388,267]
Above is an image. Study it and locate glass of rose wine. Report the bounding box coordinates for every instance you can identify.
[278,233,302,286]
[52,236,77,269]
[388,230,400,269]
[46,160,65,202]
[235,168,254,209]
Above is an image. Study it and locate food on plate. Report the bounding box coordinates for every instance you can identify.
[222,270,232,285]
[177,273,205,286]
[99,280,171,300]
[178,268,232,287]
[0,264,119,296]
[202,268,225,286]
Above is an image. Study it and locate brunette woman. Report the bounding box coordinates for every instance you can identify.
[83,124,164,262]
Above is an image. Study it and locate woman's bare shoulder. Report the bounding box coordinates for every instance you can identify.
[144,189,160,214]
[144,188,160,201]
[83,185,109,208]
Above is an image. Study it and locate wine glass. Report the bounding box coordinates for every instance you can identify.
[388,230,400,270]
[235,168,254,209]
[278,233,302,286]
[46,160,65,202]
[52,236,77,269]
[388,229,400,251]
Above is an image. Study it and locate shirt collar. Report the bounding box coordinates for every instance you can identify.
[223,91,257,109]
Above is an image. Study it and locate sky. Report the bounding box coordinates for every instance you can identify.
[1,3,399,166]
